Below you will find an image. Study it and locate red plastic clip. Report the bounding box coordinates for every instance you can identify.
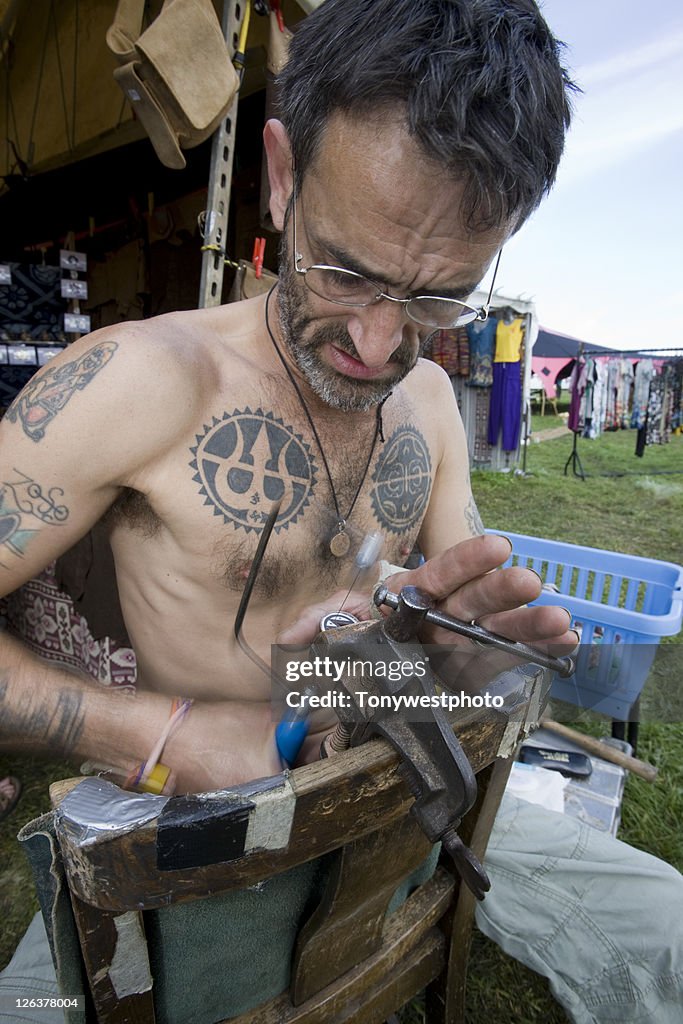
[270,0,284,32]
[252,236,266,278]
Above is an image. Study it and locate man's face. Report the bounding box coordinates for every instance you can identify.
[276,219,420,412]
[275,113,509,412]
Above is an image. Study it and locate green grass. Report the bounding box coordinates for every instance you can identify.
[0,757,75,969]
[2,427,682,1024]
[528,396,569,436]
[483,430,683,561]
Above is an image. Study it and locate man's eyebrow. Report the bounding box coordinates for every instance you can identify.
[310,231,479,301]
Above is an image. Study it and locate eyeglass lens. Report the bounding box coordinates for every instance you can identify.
[303,268,479,328]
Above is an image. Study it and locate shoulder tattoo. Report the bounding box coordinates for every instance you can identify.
[370,425,432,535]
[464,494,485,536]
[6,341,118,442]
[189,407,317,533]
[0,468,69,568]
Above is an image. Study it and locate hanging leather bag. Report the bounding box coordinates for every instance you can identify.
[106,0,239,169]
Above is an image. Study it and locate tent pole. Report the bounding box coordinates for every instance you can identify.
[198,0,245,309]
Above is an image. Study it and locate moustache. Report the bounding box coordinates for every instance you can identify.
[308,322,416,371]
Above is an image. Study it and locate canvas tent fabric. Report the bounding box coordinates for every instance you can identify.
[0,0,303,187]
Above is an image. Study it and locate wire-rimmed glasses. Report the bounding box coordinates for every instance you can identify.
[292,193,501,329]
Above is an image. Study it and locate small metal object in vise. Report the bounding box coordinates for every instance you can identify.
[312,585,491,901]
[375,585,575,678]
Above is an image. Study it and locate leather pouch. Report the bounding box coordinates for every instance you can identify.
[107,0,239,169]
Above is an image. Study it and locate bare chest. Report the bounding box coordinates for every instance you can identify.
[115,395,437,598]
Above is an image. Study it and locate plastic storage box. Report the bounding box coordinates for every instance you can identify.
[489,531,683,719]
[522,727,632,836]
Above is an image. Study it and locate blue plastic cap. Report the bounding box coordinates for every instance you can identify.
[275,718,310,767]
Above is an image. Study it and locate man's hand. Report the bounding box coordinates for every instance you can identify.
[277,589,372,646]
[385,534,576,647]
[381,535,578,691]
[161,591,373,791]
[161,698,284,793]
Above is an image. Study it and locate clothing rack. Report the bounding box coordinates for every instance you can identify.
[578,347,683,358]
[565,347,683,480]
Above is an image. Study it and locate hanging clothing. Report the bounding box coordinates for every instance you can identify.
[603,359,620,431]
[429,327,470,376]
[631,360,655,429]
[583,360,608,439]
[616,359,635,429]
[467,318,497,387]
[488,362,522,451]
[494,317,524,362]
[643,372,672,447]
[568,359,586,433]
[671,360,683,431]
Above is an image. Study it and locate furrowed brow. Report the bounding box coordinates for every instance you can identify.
[312,233,383,283]
[311,231,480,302]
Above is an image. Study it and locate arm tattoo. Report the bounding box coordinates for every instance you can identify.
[464,495,485,536]
[0,468,69,566]
[6,340,118,441]
[0,677,85,756]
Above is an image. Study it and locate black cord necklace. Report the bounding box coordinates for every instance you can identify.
[265,286,386,557]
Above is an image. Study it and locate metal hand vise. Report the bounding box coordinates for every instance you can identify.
[311,585,493,900]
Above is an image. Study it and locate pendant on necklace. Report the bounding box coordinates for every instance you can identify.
[329,522,351,557]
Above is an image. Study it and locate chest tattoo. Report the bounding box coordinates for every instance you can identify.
[189,407,317,534]
[370,425,432,534]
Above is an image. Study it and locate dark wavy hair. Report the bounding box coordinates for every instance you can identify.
[277,0,577,231]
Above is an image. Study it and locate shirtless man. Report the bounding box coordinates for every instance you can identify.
[0,0,576,793]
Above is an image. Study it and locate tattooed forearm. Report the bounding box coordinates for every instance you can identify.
[6,340,118,441]
[4,468,69,524]
[464,495,485,536]
[0,676,85,756]
[0,468,69,565]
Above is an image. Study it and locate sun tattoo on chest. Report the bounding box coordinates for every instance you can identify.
[189,407,318,533]
[369,425,432,535]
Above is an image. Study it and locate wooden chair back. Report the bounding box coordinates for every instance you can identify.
[49,667,546,1024]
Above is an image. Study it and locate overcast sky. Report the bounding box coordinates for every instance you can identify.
[478,0,683,352]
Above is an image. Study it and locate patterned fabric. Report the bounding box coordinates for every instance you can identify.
[0,264,67,340]
[603,359,634,431]
[429,327,470,376]
[630,360,654,429]
[0,365,35,409]
[472,386,493,464]
[4,562,137,689]
[645,368,675,447]
[467,318,497,387]
[671,360,683,430]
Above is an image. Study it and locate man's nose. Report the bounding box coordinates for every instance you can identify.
[345,299,409,368]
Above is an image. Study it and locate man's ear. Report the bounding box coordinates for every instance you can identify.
[263,119,294,232]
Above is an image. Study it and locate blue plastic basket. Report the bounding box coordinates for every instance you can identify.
[488,531,683,718]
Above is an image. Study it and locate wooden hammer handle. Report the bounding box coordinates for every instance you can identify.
[539,717,658,783]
